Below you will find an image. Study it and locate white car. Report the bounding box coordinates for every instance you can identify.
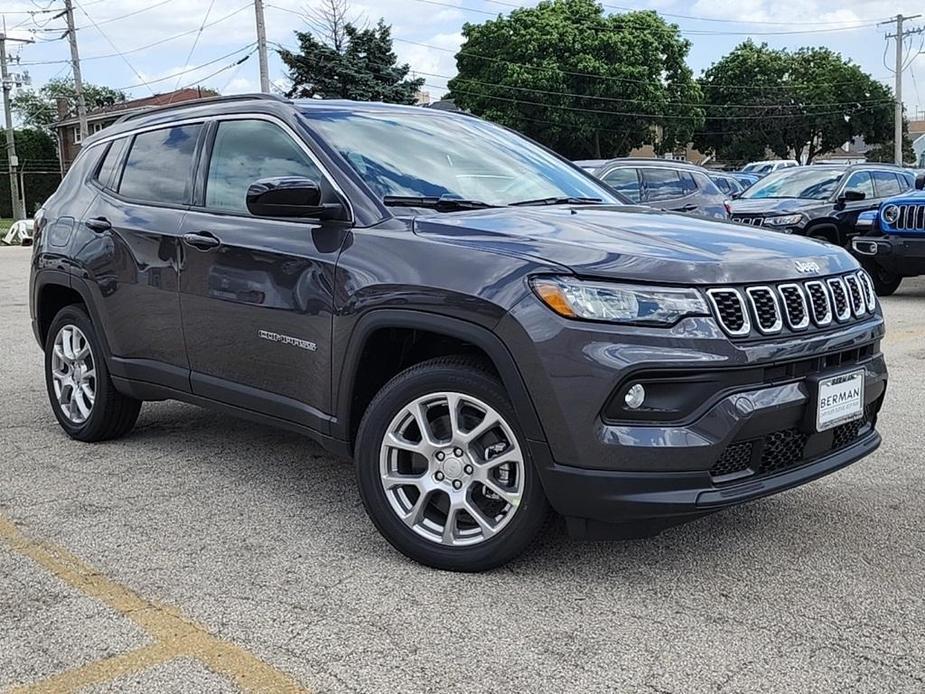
[2,219,34,246]
[740,160,800,176]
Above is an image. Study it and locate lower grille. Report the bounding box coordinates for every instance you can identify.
[709,412,873,481]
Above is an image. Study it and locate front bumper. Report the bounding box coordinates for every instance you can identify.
[852,234,925,277]
[532,429,880,538]
[497,296,887,534]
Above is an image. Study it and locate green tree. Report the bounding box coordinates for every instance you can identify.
[864,119,915,163]
[279,14,423,103]
[446,0,703,159]
[12,78,127,133]
[695,42,894,163]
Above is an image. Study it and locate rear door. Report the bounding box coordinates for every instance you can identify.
[177,116,350,433]
[78,123,204,390]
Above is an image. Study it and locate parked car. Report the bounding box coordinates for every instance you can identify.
[2,218,34,246]
[740,159,800,176]
[592,158,728,219]
[708,171,749,197]
[851,172,925,295]
[30,95,886,571]
[727,171,761,189]
[573,159,608,173]
[727,164,915,246]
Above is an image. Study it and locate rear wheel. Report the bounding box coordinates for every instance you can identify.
[44,305,141,441]
[355,357,549,571]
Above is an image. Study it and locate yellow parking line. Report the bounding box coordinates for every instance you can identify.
[0,515,309,693]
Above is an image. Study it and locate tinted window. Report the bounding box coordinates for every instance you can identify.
[843,171,874,198]
[872,171,902,198]
[119,124,202,204]
[680,171,698,195]
[95,138,127,190]
[712,176,732,195]
[601,167,641,202]
[742,168,842,200]
[642,168,685,202]
[206,120,323,213]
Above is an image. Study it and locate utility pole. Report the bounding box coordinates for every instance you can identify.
[881,14,924,165]
[63,0,89,142]
[254,0,270,93]
[1,24,34,221]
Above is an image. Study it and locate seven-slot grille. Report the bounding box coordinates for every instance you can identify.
[732,216,764,227]
[895,204,925,231]
[709,271,876,338]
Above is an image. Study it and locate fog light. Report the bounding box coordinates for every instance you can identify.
[624,383,646,409]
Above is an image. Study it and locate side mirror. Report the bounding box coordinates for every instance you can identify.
[916,173,925,191]
[840,189,866,202]
[246,176,338,218]
[730,191,742,199]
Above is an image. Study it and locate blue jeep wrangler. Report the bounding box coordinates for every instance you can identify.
[852,172,925,295]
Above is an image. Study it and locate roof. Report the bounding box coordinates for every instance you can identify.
[595,157,706,170]
[54,87,213,128]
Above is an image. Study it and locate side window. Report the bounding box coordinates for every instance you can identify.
[679,172,698,196]
[119,124,202,205]
[871,171,902,198]
[601,167,641,203]
[897,173,913,191]
[712,177,731,195]
[642,168,685,202]
[843,171,875,198]
[94,138,127,191]
[205,119,323,213]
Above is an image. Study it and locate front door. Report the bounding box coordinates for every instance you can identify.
[178,117,350,432]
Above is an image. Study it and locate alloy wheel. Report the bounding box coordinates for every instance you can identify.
[379,392,525,547]
[50,325,96,425]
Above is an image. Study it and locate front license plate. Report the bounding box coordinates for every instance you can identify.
[816,370,865,432]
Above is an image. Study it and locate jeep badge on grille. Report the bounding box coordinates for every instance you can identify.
[794,260,821,274]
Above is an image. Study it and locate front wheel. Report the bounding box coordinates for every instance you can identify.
[355,357,549,571]
[868,267,902,296]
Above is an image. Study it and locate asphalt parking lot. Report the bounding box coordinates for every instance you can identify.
[1,245,924,693]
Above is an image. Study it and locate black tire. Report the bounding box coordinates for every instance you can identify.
[868,267,902,297]
[44,304,141,442]
[355,356,549,572]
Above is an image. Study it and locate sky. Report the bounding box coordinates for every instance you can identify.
[3,0,925,122]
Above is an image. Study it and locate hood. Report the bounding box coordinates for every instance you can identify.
[411,205,857,285]
[727,198,823,215]
[883,190,925,203]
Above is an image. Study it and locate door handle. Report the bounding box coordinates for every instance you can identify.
[182,231,221,250]
[85,217,112,233]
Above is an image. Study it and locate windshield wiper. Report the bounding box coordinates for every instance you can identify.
[382,195,498,212]
[508,196,604,207]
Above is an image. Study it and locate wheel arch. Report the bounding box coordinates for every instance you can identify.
[33,272,112,361]
[334,310,546,454]
[803,220,844,245]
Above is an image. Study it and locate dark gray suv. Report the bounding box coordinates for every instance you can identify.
[30,95,886,571]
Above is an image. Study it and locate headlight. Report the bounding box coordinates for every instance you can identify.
[763,214,804,227]
[531,277,708,325]
[882,205,900,224]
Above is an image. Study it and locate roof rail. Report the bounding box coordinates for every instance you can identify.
[113,93,289,124]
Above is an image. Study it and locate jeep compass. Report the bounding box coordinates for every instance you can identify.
[30,95,887,571]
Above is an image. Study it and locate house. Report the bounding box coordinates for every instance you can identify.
[53,87,215,173]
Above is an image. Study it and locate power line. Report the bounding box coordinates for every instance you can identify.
[115,43,256,91]
[387,36,888,92]
[172,0,217,96]
[16,3,253,66]
[74,0,156,96]
[404,0,882,36]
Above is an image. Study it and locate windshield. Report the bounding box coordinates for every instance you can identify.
[741,168,842,200]
[303,108,621,207]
